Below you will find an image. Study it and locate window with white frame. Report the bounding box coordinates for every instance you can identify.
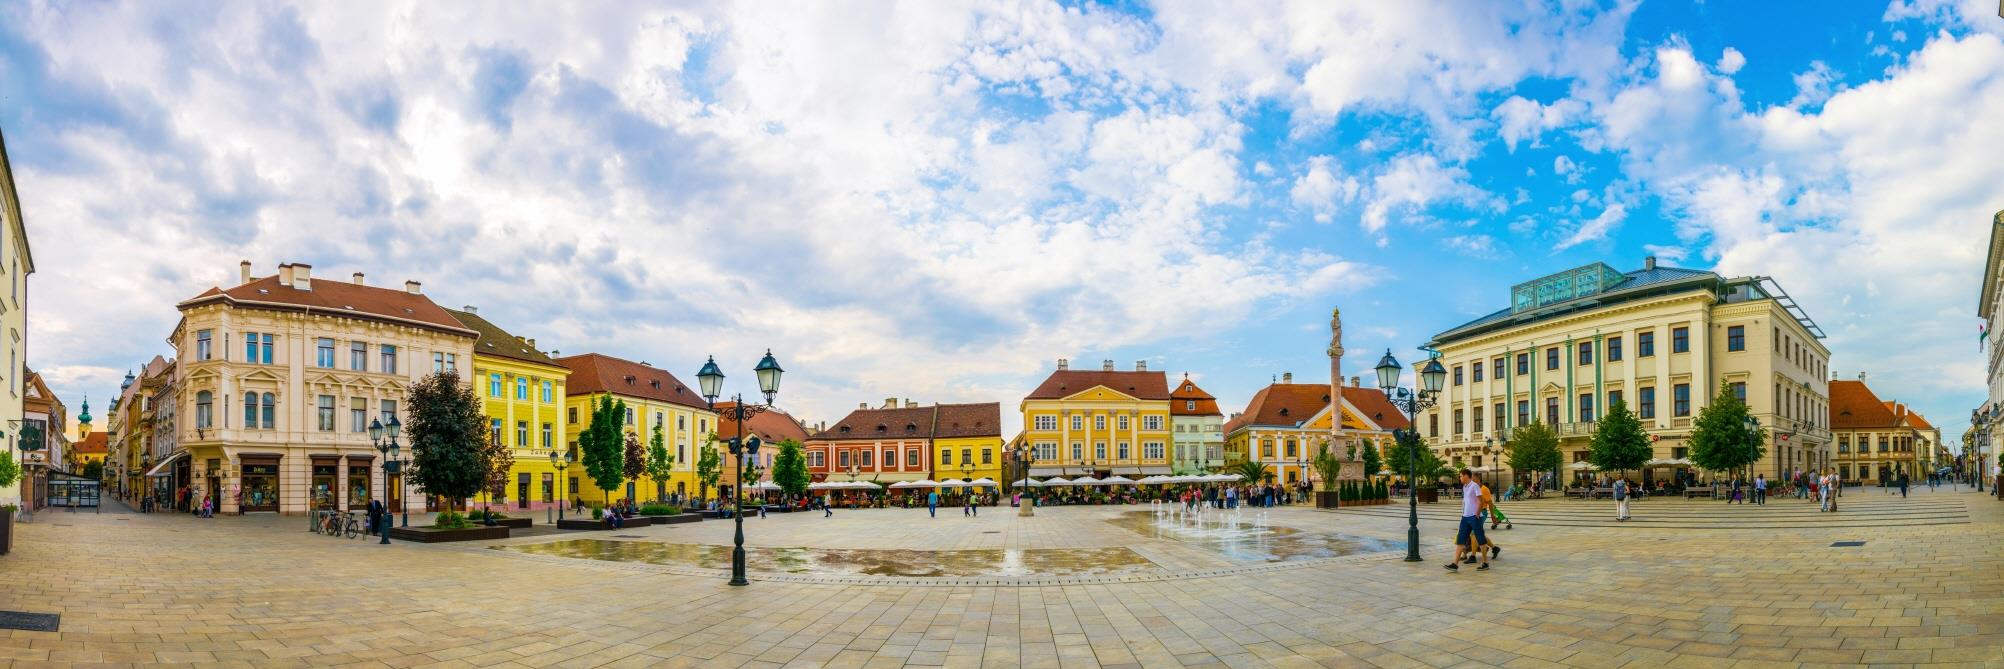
[1070,415,1083,430]
[1034,415,1057,431]
[1035,442,1057,461]
[1143,415,1163,430]
[1144,442,1164,459]
[1094,415,1106,431]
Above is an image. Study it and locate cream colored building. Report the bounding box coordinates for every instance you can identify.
[1422,258,1831,485]
[0,127,34,511]
[171,261,476,515]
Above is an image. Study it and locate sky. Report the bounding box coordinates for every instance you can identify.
[4,0,2002,449]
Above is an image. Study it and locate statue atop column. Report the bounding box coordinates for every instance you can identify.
[1328,307,1363,481]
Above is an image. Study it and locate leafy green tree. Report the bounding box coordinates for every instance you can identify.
[406,373,490,504]
[1360,439,1384,478]
[645,423,674,501]
[1506,422,1561,481]
[1231,459,1269,485]
[622,430,645,483]
[771,439,810,499]
[580,396,627,504]
[696,437,722,503]
[0,449,21,491]
[1589,400,1653,477]
[1311,444,1344,492]
[81,460,104,480]
[1690,384,1764,476]
[1384,429,1446,484]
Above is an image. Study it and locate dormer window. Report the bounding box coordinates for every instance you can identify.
[905,423,917,433]
[839,426,851,434]
[1278,408,1290,417]
[650,380,661,389]
[876,424,887,433]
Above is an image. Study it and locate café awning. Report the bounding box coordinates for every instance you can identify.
[144,451,188,477]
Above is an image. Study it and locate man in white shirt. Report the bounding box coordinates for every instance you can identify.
[1445,469,1490,572]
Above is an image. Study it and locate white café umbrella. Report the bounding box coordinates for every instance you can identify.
[969,477,998,488]
[935,479,970,488]
[1135,475,1171,485]
[1567,461,1599,471]
[1041,476,1073,486]
[807,481,843,491]
[1209,473,1244,483]
[888,479,939,489]
[1070,476,1106,486]
[1101,475,1136,485]
[844,481,882,490]
[1010,478,1037,487]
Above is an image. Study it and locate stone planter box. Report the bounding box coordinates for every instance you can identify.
[1416,488,1439,504]
[642,513,701,525]
[0,509,13,555]
[1315,491,1341,509]
[389,525,510,543]
[698,509,728,519]
[556,516,654,531]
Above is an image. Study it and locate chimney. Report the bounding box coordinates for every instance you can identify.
[1859,371,1867,381]
[293,263,312,290]
[1135,360,1147,372]
[1282,372,1293,384]
[1102,359,1115,371]
[277,264,294,287]
[404,280,422,294]
[905,399,917,408]
[526,338,536,348]
[351,272,365,285]
[1644,255,1657,271]
[883,397,897,409]
[462,305,478,315]
[859,402,868,409]
[239,260,252,285]
[1057,358,1068,371]
[1350,376,1361,388]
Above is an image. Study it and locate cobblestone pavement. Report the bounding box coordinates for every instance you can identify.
[2,487,2000,668]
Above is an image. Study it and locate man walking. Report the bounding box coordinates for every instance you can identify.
[1446,469,1490,572]
[1754,474,1767,506]
[964,491,978,517]
[1613,476,1631,521]
[1898,470,1909,498]
[927,490,939,518]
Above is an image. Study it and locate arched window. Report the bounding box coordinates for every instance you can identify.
[261,393,276,429]
[244,392,258,428]
[195,391,214,429]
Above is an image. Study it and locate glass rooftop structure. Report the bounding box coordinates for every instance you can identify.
[1510,262,1626,314]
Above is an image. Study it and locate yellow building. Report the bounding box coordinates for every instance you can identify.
[1224,374,1409,484]
[1423,258,1831,486]
[555,353,717,504]
[1019,359,1173,478]
[934,403,1005,484]
[446,308,569,512]
[0,126,34,511]
[172,262,478,515]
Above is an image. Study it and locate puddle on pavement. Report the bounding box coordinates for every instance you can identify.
[1104,510,1400,562]
[494,540,1158,577]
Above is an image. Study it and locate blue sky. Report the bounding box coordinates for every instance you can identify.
[4,1,2002,447]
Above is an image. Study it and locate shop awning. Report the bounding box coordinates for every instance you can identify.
[144,451,188,477]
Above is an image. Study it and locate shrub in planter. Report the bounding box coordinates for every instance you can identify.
[591,507,603,520]
[434,510,473,529]
[639,504,681,516]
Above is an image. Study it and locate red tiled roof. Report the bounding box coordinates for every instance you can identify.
[179,269,475,336]
[1169,377,1222,416]
[933,403,1002,439]
[1025,370,1170,400]
[811,405,937,440]
[1830,380,1898,429]
[556,353,710,411]
[446,308,560,368]
[713,401,808,444]
[73,432,108,454]
[1225,384,1409,433]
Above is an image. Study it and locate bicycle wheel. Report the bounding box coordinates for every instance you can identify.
[345,519,360,539]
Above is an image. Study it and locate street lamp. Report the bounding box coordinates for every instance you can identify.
[1012,442,1037,517]
[1743,415,1761,485]
[368,416,402,544]
[550,449,575,521]
[1484,438,1497,493]
[696,350,784,587]
[1376,349,1445,563]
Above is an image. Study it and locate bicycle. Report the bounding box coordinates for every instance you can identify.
[340,512,363,539]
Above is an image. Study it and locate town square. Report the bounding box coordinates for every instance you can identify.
[3,2,2004,668]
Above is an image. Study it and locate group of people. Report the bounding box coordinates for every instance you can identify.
[1448,468,1509,572]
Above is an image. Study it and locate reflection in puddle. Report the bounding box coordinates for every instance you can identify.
[494,540,1157,577]
[1105,510,1400,562]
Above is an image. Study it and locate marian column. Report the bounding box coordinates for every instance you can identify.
[1328,307,1362,480]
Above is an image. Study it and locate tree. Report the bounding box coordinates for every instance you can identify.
[580,396,627,504]
[1588,400,1653,477]
[1360,439,1384,478]
[1311,444,1343,492]
[0,450,20,491]
[480,431,515,523]
[406,373,490,505]
[696,437,723,503]
[1230,459,1269,485]
[1690,384,1765,477]
[1505,422,1562,482]
[1384,429,1446,484]
[81,460,105,480]
[622,430,645,484]
[644,423,674,502]
[771,439,810,500]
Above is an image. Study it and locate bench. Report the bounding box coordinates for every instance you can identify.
[1591,486,1615,499]
[1684,486,1716,499]
[1565,488,1590,499]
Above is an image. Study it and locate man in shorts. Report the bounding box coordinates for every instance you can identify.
[1446,469,1490,572]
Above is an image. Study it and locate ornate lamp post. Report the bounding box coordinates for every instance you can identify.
[696,350,784,587]
[1013,442,1036,517]
[368,416,402,544]
[550,449,575,521]
[1484,438,1497,493]
[1375,349,1446,563]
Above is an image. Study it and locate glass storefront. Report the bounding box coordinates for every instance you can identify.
[347,462,371,511]
[312,463,338,510]
[241,463,280,512]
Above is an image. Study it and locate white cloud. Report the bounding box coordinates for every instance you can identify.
[1359,153,1500,241]
[1717,47,1746,74]
[1555,203,1627,251]
[1492,95,1586,151]
[1289,155,1360,223]
[1789,61,1839,108]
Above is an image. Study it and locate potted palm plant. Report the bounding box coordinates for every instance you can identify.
[1,450,23,555]
[1312,447,1344,508]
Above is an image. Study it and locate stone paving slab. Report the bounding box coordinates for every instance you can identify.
[0,488,1999,667]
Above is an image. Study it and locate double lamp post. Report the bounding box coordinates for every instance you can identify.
[1373,349,1446,564]
[696,350,785,587]
[366,415,408,544]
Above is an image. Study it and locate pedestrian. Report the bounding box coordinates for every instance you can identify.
[1613,476,1631,521]
[823,496,833,518]
[963,491,976,517]
[1754,474,1767,506]
[927,490,939,518]
[1898,471,1909,498]
[1470,481,1502,562]
[1445,469,1490,572]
